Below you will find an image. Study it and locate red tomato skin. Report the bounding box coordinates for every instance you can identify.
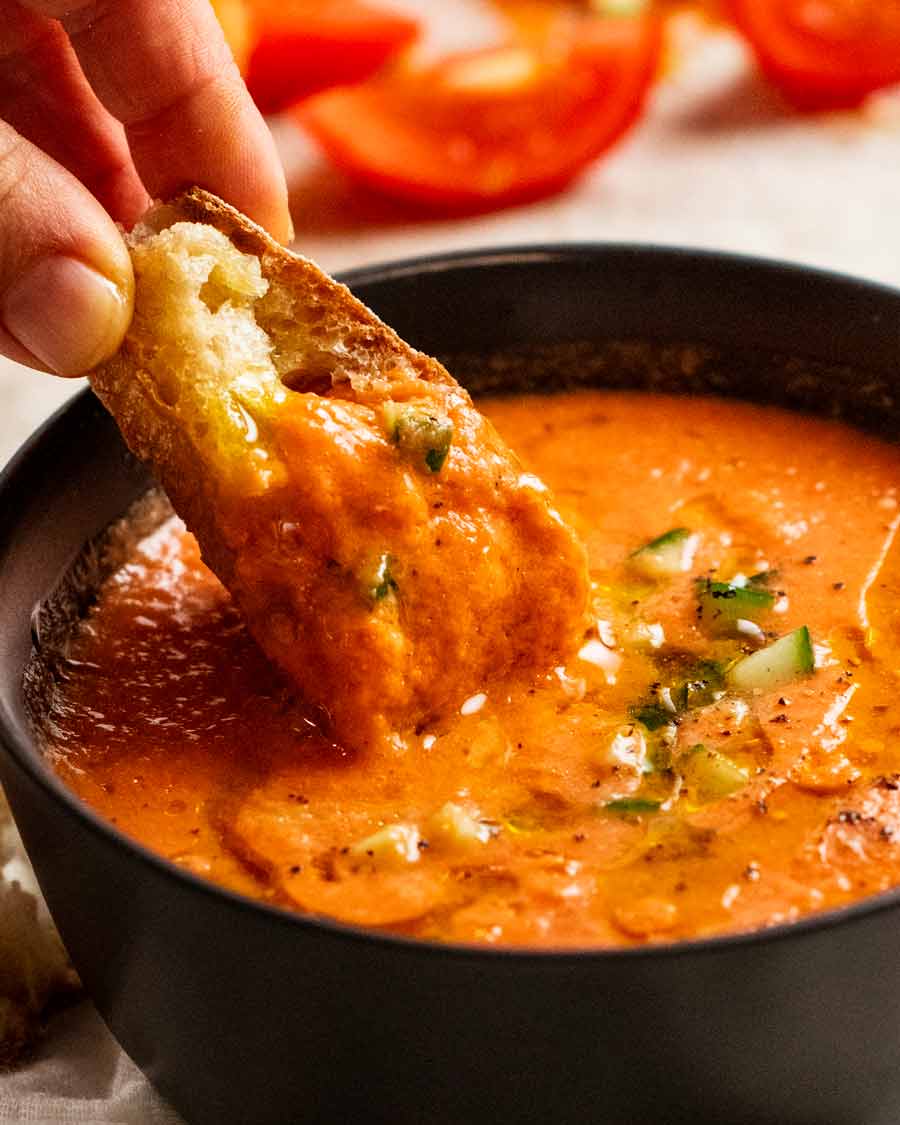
[296,14,663,214]
[729,0,900,110]
[245,4,420,115]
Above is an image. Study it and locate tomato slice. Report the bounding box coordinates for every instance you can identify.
[729,0,900,109]
[245,1,420,115]
[296,10,662,212]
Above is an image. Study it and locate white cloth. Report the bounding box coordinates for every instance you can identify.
[0,1005,183,1125]
[2,8,900,1120]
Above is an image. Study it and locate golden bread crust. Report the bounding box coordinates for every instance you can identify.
[89,190,590,748]
[146,187,453,389]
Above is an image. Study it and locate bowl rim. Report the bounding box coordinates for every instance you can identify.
[4,240,900,964]
[336,238,900,299]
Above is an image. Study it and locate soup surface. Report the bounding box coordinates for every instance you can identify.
[47,390,900,946]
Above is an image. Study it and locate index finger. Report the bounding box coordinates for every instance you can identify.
[19,0,291,243]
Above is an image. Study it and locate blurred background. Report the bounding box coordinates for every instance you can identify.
[2,1,900,1114]
[2,0,899,463]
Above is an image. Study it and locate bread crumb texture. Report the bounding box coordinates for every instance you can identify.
[127,222,282,494]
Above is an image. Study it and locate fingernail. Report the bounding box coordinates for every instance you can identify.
[2,256,130,376]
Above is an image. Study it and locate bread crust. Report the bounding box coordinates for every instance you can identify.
[89,190,590,747]
[89,188,453,587]
[145,187,453,387]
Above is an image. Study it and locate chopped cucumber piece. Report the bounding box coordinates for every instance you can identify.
[630,658,725,733]
[726,626,814,691]
[680,744,748,803]
[429,802,493,847]
[349,823,421,865]
[628,528,698,579]
[383,402,453,473]
[697,579,775,634]
[603,797,662,815]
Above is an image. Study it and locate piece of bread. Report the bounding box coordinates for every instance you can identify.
[89,189,589,748]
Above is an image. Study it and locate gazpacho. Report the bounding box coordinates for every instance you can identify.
[44,389,900,947]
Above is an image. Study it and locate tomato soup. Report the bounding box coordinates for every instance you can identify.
[44,390,900,946]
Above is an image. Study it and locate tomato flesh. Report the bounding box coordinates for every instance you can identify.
[730,0,900,109]
[245,1,420,115]
[296,11,662,212]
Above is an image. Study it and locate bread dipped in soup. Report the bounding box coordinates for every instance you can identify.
[87,190,590,750]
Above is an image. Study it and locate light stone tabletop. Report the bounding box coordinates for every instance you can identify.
[1,7,899,1122]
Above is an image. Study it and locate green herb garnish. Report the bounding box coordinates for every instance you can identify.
[670,658,726,711]
[384,402,453,473]
[630,656,726,734]
[630,703,674,732]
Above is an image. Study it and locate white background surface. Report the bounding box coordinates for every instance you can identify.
[1,6,899,1121]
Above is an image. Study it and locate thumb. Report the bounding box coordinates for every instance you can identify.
[0,122,133,376]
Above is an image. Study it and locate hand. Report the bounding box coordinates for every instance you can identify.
[0,0,291,376]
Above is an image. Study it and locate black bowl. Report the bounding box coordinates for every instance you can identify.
[3,246,900,1125]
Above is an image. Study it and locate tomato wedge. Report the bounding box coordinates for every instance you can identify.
[245,1,420,115]
[296,9,662,212]
[729,0,900,109]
